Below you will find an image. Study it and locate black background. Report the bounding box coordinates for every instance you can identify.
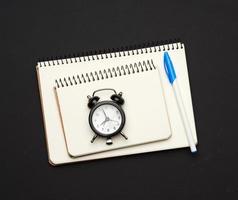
[1,0,238,199]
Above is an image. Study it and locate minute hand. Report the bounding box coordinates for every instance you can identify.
[102,109,108,118]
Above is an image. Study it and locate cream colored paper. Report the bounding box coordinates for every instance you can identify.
[36,43,198,165]
[55,63,171,157]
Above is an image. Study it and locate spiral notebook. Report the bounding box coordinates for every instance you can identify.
[36,41,198,165]
[55,60,172,157]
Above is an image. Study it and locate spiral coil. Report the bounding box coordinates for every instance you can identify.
[55,59,156,88]
[38,40,183,67]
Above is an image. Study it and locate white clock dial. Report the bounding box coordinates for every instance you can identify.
[92,104,122,135]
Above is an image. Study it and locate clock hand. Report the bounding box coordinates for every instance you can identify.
[102,109,108,118]
[107,118,119,124]
[109,119,119,124]
[100,117,110,126]
[100,120,106,126]
[99,109,108,127]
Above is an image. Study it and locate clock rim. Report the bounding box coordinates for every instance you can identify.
[88,101,126,137]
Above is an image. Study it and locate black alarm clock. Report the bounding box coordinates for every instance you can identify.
[87,88,127,145]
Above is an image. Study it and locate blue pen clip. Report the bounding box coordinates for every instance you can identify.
[164,52,177,84]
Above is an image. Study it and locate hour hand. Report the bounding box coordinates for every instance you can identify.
[100,120,106,126]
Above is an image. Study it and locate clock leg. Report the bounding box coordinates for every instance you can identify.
[106,137,113,145]
[120,132,128,140]
[91,135,98,143]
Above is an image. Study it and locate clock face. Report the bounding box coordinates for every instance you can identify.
[89,101,125,137]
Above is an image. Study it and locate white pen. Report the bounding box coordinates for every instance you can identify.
[163,52,197,153]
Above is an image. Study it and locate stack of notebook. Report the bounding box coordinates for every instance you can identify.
[36,41,198,165]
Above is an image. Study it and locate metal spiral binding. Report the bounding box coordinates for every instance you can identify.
[38,40,183,67]
[55,59,156,88]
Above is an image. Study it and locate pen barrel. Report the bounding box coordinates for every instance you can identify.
[172,80,197,152]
